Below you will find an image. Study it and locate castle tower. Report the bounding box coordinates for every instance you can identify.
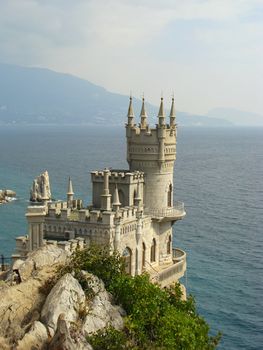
[126,97,176,212]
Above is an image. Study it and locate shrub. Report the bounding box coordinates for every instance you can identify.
[60,245,221,349]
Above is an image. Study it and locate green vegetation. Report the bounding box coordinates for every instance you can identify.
[60,245,221,350]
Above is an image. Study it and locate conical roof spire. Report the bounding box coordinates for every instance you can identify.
[113,184,121,206]
[67,177,74,195]
[170,97,175,117]
[169,96,176,127]
[112,184,121,212]
[127,96,135,117]
[158,97,165,117]
[158,97,166,126]
[140,97,147,129]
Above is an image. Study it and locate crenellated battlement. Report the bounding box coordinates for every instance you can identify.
[91,169,144,184]
[45,200,140,226]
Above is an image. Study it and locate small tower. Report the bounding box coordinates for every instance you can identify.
[158,97,166,127]
[169,96,176,129]
[112,184,121,212]
[127,96,135,127]
[67,177,74,209]
[140,97,148,129]
[101,169,112,211]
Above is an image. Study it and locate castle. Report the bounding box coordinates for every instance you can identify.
[14,97,186,287]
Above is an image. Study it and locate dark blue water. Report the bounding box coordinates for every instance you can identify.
[0,125,262,349]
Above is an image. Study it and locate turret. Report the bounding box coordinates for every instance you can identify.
[67,177,74,208]
[101,169,112,211]
[158,97,166,127]
[134,181,142,211]
[127,96,135,127]
[169,97,176,128]
[112,184,121,213]
[140,97,148,129]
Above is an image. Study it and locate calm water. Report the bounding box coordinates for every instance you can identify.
[0,125,262,349]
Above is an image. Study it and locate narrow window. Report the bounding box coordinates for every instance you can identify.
[150,238,156,262]
[142,242,146,267]
[167,184,172,207]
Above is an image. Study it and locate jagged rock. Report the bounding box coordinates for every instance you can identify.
[10,245,70,282]
[81,272,124,335]
[0,189,16,203]
[4,189,16,197]
[0,267,52,345]
[0,336,10,350]
[49,313,93,350]
[41,273,86,336]
[0,245,70,346]
[16,321,48,350]
[30,170,51,202]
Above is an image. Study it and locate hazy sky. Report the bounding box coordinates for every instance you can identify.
[0,0,262,115]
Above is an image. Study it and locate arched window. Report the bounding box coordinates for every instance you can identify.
[167,184,172,207]
[150,238,156,262]
[122,247,132,274]
[142,242,146,268]
[167,235,172,254]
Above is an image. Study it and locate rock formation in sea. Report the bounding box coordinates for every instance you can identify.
[0,245,124,350]
[30,170,51,202]
[0,189,16,204]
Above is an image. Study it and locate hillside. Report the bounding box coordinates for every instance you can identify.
[0,63,231,126]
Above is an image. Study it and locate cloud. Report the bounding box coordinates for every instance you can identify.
[0,0,262,115]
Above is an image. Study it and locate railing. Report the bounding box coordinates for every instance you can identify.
[172,248,186,262]
[145,201,185,219]
[146,248,186,287]
[158,260,185,284]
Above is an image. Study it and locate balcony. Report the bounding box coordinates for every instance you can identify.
[145,201,186,222]
[149,248,187,288]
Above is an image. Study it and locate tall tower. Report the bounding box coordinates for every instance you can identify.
[126,97,177,212]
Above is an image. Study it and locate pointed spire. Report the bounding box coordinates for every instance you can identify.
[158,97,166,126]
[158,97,165,117]
[112,184,121,208]
[140,97,147,129]
[169,96,176,127]
[67,177,74,195]
[127,96,135,126]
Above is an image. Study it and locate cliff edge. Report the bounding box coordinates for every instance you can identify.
[0,245,123,350]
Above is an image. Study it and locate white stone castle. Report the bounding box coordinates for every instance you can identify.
[14,97,186,287]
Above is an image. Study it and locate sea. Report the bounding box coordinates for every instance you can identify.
[0,125,262,349]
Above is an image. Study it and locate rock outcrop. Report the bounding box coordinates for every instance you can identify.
[30,170,51,202]
[0,189,16,204]
[41,273,86,336]
[0,245,124,349]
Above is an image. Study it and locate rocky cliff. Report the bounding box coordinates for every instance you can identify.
[0,245,124,350]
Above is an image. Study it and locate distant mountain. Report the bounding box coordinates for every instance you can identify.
[207,108,263,126]
[0,63,231,127]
